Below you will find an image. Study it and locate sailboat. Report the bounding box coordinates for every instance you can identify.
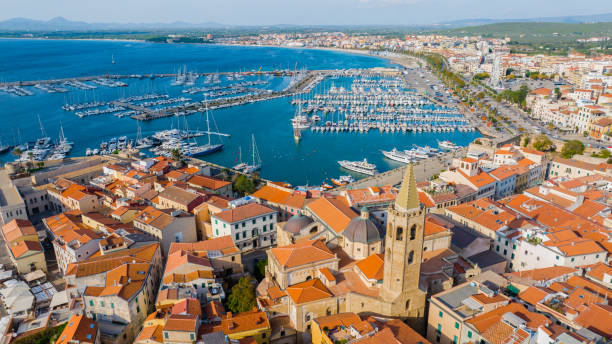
[111,55,116,64]
[232,146,248,171]
[242,134,262,174]
[134,120,152,149]
[184,102,224,156]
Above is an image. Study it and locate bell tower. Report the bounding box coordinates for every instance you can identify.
[380,164,426,316]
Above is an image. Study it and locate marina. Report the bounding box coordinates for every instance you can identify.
[0,39,480,185]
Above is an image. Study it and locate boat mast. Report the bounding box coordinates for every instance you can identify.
[38,115,47,138]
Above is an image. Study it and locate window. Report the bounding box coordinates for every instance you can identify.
[437,324,441,333]
[242,232,246,238]
[439,311,443,318]
[410,225,416,240]
[235,224,239,229]
[571,257,575,262]
[453,336,457,344]
[269,215,273,220]
[242,222,245,228]
[396,227,403,240]
[253,219,256,224]
[405,299,410,310]
[455,322,459,329]
[503,249,507,255]
[164,332,169,339]
[556,256,559,260]
[408,251,414,264]
[262,333,267,339]
[468,331,472,338]
[496,246,500,252]
[511,253,514,259]
[111,303,114,309]
[100,301,105,307]
[190,333,195,340]
[235,233,240,240]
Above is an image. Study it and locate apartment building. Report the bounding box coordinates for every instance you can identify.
[211,203,277,252]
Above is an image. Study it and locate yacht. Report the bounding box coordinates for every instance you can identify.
[331,175,355,186]
[437,140,459,151]
[338,159,378,176]
[382,148,415,164]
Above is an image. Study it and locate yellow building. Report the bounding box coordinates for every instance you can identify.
[201,309,271,344]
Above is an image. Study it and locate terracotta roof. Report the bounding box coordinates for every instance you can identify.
[171,298,202,317]
[201,309,270,335]
[214,203,275,223]
[286,278,333,304]
[56,314,98,344]
[355,254,384,281]
[164,314,198,332]
[84,262,149,300]
[65,243,158,278]
[188,175,231,190]
[574,304,612,340]
[518,286,550,306]
[267,286,287,300]
[135,325,163,343]
[585,262,612,281]
[505,266,579,282]
[270,239,335,269]
[306,196,358,233]
[10,240,42,258]
[251,185,307,209]
[530,88,552,96]
[466,303,549,333]
[2,219,36,243]
[319,267,336,282]
[168,236,239,256]
[343,185,396,206]
[204,300,226,320]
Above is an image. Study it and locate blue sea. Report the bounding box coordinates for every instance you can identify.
[0,39,479,185]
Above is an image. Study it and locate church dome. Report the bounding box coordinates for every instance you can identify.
[283,215,314,234]
[343,209,381,244]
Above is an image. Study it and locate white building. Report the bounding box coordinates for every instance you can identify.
[211,203,277,252]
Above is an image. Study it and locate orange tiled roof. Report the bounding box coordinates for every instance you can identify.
[201,309,270,335]
[286,278,333,304]
[168,236,239,256]
[252,185,307,209]
[306,196,358,233]
[518,286,550,306]
[356,254,384,281]
[214,203,275,223]
[56,315,98,344]
[188,174,231,190]
[505,266,579,282]
[270,239,335,269]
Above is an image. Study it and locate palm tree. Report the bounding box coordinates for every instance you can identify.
[171,148,182,162]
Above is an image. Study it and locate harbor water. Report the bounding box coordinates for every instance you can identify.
[0,39,479,185]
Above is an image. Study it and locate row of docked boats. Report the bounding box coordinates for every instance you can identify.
[15,119,73,162]
[335,141,460,176]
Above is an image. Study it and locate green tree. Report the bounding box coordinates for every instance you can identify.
[226,276,256,313]
[254,258,268,282]
[561,140,585,158]
[522,136,531,147]
[532,134,553,152]
[171,148,183,162]
[234,174,256,195]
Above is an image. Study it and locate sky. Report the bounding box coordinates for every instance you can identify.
[3,0,612,25]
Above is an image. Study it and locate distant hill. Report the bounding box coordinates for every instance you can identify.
[0,16,229,31]
[438,13,612,28]
[441,21,612,40]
